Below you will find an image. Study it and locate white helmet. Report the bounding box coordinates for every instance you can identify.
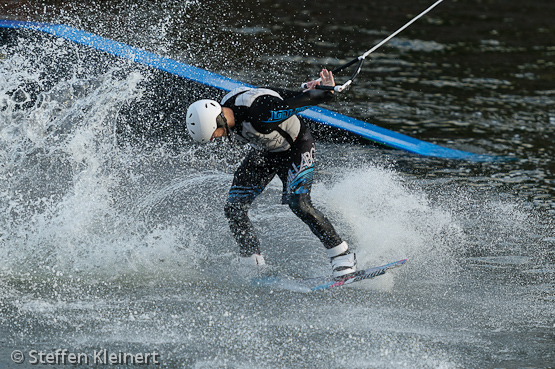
[186,99,227,143]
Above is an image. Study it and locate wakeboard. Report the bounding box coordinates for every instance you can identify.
[252,258,407,292]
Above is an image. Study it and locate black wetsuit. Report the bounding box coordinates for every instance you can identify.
[222,87,343,257]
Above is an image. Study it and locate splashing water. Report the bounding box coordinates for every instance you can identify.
[0,2,554,367]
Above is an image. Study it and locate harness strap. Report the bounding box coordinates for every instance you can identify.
[276,120,307,149]
[274,126,295,147]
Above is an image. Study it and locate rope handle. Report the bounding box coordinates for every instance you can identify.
[300,0,444,93]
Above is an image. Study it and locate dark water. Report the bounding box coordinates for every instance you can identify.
[1,1,554,368]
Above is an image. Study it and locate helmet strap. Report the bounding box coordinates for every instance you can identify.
[216,112,233,144]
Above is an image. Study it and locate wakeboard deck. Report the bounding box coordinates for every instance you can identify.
[252,258,407,292]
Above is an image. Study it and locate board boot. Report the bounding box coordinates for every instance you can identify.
[326,241,357,279]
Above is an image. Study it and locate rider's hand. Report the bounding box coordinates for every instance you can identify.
[303,69,335,92]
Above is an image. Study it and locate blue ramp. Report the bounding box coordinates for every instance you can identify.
[0,19,505,161]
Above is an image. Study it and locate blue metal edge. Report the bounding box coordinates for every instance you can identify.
[0,19,510,162]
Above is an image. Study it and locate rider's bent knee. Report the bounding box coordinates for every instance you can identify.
[288,193,312,216]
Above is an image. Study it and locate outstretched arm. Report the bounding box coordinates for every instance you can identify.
[284,69,335,109]
[250,70,336,133]
[263,69,336,108]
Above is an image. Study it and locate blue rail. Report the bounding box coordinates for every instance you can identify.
[0,19,503,161]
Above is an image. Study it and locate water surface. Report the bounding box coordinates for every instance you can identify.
[1,1,554,368]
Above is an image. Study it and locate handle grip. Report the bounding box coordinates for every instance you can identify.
[300,83,348,92]
[315,85,336,90]
[301,78,321,89]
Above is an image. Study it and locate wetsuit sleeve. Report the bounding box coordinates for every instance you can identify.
[248,89,334,134]
[248,95,292,133]
[265,88,334,109]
